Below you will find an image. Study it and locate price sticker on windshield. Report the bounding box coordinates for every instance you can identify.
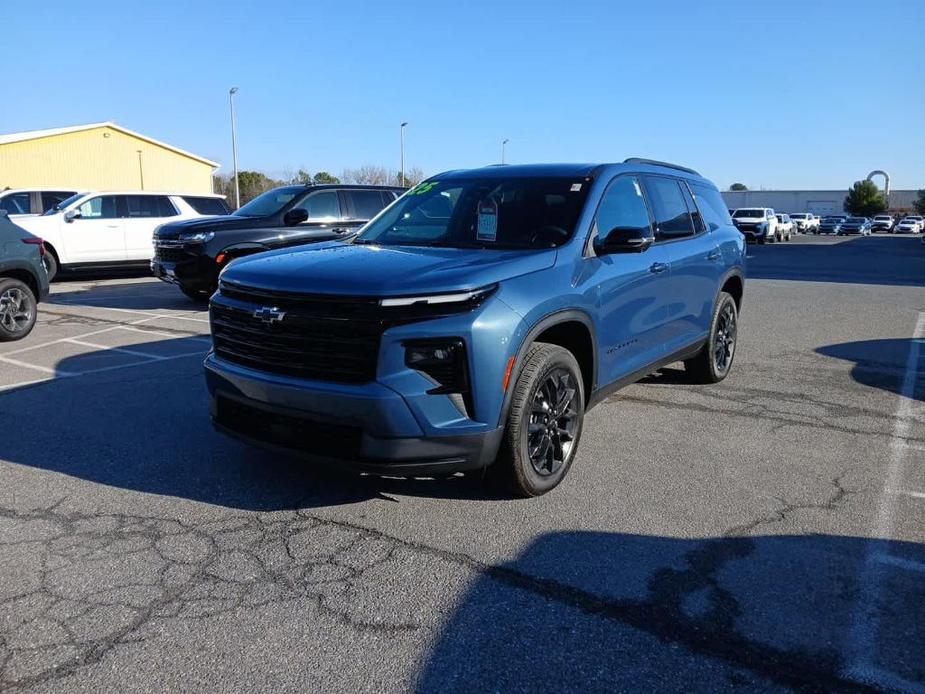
[477,199,498,242]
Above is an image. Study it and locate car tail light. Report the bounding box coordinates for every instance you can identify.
[21,238,46,256]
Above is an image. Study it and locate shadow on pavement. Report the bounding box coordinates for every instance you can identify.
[747,235,925,286]
[49,277,206,312]
[0,336,508,510]
[817,338,924,401]
[417,530,925,691]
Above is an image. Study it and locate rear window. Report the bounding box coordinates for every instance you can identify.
[183,196,231,215]
[347,190,391,219]
[690,183,732,230]
[0,193,31,215]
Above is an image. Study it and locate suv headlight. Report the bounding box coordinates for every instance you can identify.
[380,284,496,307]
[179,231,214,243]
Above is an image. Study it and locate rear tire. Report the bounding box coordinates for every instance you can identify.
[494,343,585,497]
[0,279,37,342]
[684,291,738,384]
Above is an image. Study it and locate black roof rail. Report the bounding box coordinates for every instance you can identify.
[623,157,700,176]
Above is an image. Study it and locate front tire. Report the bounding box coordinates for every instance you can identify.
[684,291,738,384]
[0,279,38,342]
[180,286,213,303]
[495,343,585,497]
[43,252,58,282]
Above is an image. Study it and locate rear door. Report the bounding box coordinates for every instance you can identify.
[641,175,721,354]
[123,195,180,260]
[64,195,126,262]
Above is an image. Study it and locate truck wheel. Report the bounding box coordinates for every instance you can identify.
[0,279,37,342]
[684,291,737,384]
[42,250,58,282]
[495,342,585,497]
[180,286,212,303]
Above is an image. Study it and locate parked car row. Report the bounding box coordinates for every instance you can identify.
[731,207,924,241]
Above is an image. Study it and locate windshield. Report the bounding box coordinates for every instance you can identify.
[354,177,590,249]
[846,218,865,223]
[44,193,84,215]
[733,209,765,218]
[790,214,806,219]
[232,186,305,217]
[822,217,843,222]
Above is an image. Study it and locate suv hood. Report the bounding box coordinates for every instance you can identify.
[155,215,273,238]
[220,242,558,296]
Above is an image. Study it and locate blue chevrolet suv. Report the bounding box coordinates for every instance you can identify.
[205,159,745,495]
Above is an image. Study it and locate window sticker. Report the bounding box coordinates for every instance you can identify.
[570,183,582,192]
[409,182,439,195]
[477,199,498,242]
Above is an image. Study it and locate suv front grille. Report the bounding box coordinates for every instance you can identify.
[154,245,190,262]
[210,281,491,384]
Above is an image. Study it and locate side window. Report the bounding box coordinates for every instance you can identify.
[689,182,732,231]
[182,196,231,215]
[77,196,119,219]
[157,196,179,217]
[124,195,165,218]
[594,176,652,242]
[641,176,695,240]
[679,181,705,233]
[41,191,74,212]
[296,191,340,219]
[0,193,31,215]
[347,190,389,219]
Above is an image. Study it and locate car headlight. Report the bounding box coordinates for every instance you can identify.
[380,285,496,307]
[179,231,214,243]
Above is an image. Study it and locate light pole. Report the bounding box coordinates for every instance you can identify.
[400,122,408,187]
[501,138,509,165]
[136,150,144,189]
[229,87,240,209]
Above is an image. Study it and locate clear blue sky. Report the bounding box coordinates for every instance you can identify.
[5,0,923,190]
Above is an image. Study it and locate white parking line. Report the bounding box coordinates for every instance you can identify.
[0,377,54,392]
[844,311,925,689]
[0,354,77,376]
[890,488,925,501]
[46,303,210,324]
[64,338,168,362]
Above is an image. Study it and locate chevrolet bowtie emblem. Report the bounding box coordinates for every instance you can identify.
[253,306,286,324]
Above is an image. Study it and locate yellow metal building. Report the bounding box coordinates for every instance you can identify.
[0,122,218,194]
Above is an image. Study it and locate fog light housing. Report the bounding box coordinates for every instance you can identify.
[404,338,472,415]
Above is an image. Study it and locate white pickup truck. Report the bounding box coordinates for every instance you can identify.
[788,213,819,234]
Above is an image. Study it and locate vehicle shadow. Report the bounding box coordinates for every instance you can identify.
[49,277,207,312]
[416,530,925,691]
[817,338,925,401]
[747,235,925,286]
[0,336,509,510]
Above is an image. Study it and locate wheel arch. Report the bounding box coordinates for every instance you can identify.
[719,271,744,312]
[0,266,40,298]
[497,309,597,428]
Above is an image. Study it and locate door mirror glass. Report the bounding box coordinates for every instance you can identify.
[595,227,653,254]
[64,209,80,222]
[284,208,309,226]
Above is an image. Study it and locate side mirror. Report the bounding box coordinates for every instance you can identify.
[595,227,654,254]
[283,208,308,226]
[64,209,80,223]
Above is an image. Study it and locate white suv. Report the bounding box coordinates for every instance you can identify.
[15,191,229,278]
[731,207,780,244]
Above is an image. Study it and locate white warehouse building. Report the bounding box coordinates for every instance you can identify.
[721,189,919,217]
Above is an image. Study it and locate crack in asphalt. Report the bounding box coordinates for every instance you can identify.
[0,479,878,693]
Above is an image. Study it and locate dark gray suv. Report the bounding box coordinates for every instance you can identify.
[0,211,49,341]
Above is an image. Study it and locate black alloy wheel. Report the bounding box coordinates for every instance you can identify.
[527,368,580,477]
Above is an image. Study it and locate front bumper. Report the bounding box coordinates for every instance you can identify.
[205,352,505,476]
[151,252,218,292]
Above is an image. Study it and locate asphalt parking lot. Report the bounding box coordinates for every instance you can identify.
[1,234,923,692]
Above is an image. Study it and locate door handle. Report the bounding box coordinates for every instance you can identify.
[707,249,722,261]
[648,262,669,274]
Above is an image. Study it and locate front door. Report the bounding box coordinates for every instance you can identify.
[63,195,126,263]
[587,175,673,386]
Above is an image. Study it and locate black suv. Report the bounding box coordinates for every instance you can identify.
[0,211,50,341]
[152,184,403,300]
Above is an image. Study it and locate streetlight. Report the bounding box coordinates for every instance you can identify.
[229,87,240,209]
[400,122,408,187]
[501,138,510,165]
